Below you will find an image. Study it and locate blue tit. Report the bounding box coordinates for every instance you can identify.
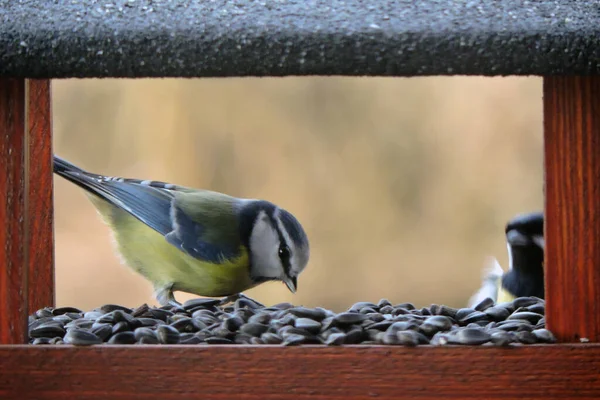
[53,155,310,307]
[469,211,544,306]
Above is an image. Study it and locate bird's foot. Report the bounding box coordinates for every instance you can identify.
[154,285,182,309]
[218,293,265,308]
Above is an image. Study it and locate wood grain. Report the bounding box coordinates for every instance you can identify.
[544,76,600,342]
[26,80,54,313]
[0,79,28,344]
[0,345,599,399]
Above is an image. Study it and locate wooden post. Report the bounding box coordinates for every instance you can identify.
[26,80,54,314]
[544,76,600,342]
[0,79,53,344]
[0,79,28,344]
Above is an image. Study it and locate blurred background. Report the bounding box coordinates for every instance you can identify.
[52,76,543,312]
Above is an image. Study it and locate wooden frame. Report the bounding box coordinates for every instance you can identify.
[0,76,599,398]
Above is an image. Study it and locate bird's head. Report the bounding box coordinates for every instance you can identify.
[239,200,309,293]
[505,211,544,273]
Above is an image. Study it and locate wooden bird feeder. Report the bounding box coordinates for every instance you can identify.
[1,1,600,398]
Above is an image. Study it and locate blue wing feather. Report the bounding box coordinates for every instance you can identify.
[165,203,241,263]
[53,155,242,265]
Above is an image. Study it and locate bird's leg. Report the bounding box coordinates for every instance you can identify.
[154,284,181,308]
[218,293,265,308]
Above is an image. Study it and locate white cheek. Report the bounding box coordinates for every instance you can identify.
[250,214,282,278]
[506,243,514,271]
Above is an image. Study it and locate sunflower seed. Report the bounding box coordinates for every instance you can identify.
[30,322,66,338]
[64,329,102,346]
[287,307,327,321]
[223,316,244,332]
[344,328,365,344]
[235,297,262,310]
[232,333,252,344]
[108,331,136,344]
[508,312,543,324]
[515,330,538,344]
[379,305,394,314]
[247,312,271,325]
[394,302,416,310]
[138,336,160,344]
[332,312,367,326]
[420,315,453,336]
[459,311,488,324]
[526,303,545,315]
[447,328,491,345]
[484,306,511,322]
[430,332,450,346]
[325,332,346,345]
[387,321,419,333]
[99,304,131,314]
[294,318,321,334]
[156,325,180,344]
[65,319,94,330]
[261,332,283,344]
[532,329,556,343]
[382,331,399,345]
[283,334,319,346]
[349,302,378,313]
[35,308,53,318]
[271,302,294,310]
[171,317,196,333]
[134,327,156,341]
[490,331,513,346]
[534,317,546,330]
[377,298,392,308]
[396,330,419,346]
[112,321,130,334]
[513,297,541,309]
[240,322,269,337]
[455,308,476,321]
[136,317,163,327]
[131,303,150,317]
[473,297,495,312]
[182,298,221,311]
[52,306,83,316]
[149,309,173,322]
[52,315,72,325]
[205,337,233,344]
[496,320,532,332]
[92,323,113,341]
[360,307,378,315]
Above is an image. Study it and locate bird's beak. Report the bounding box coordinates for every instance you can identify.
[284,276,297,293]
[506,229,531,247]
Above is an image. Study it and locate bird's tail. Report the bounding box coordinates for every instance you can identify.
[53,155,87,175]
[467,256,504,308]
[52,155,103,195]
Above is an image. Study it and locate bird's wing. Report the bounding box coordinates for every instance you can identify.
[54,156,243,264]
[165,191,244,263]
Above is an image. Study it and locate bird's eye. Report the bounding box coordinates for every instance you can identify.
[278,245,291,263]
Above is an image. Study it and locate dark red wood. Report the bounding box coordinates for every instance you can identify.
[0,345,600,399]
[544,76,600,343]
[0,79,28,345]
[26,80,54,313]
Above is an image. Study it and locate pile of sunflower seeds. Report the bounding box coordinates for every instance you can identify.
[28,296,555,346]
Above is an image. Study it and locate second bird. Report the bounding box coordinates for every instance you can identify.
[53,155,310,307]
[469,211,544,307]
